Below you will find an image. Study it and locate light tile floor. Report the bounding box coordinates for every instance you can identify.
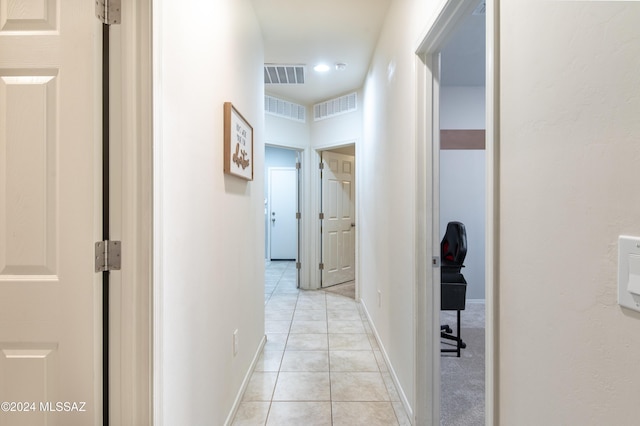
[232,261,411,425]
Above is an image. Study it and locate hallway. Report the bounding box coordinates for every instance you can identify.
[231,261,410,425]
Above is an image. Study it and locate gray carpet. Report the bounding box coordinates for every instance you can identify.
[440,301,485,426]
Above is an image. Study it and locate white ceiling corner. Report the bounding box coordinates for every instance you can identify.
[252,0,486,105]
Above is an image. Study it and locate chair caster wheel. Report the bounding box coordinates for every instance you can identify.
[444,326,452,333]
[460,342,467,349]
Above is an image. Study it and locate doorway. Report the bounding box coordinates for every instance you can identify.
[414,0,497,424]
[438,7,487,424]
[265,145,301,288]
[319,146,356,289]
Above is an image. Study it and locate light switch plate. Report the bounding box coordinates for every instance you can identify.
[618,236,640,312]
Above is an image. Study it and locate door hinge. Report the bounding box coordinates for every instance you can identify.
[296,162,301,170]
[319,212,325,220]
[319,162,325,170]
[296,262,302,270]
[296,212,301,219]
[95,240,122,272]
[319,263,325,270]
[432,256,441,268]
[96,0,121,25]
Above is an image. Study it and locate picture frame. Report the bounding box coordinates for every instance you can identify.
[224,102,254,181]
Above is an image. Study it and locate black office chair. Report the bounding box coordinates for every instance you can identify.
[441,221,467,357]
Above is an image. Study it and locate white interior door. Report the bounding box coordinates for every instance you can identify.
[269,168,297,260]
[321,151,355,287]
[0,2,101,424]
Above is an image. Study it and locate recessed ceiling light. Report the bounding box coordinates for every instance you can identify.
[313,64,330,73]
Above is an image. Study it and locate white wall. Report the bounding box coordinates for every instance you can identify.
[499,2,640,423]
[360,0,442,414]
[440,86,486,300]
[440,86,485,129]
[154,1,265,424]
[265,112,309,150]
[440,150,485,300]
[311,90,363,148]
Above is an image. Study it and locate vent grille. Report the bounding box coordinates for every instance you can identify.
[313,92,357,121]
[264,64,305,85]
[265,95,306,122]
[473,1,486,15]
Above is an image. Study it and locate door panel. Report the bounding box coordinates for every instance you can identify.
[0,1,100,424]
[321,151,355,287]
[269,168,297,260]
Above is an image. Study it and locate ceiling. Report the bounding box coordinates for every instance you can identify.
[252,0,485,107]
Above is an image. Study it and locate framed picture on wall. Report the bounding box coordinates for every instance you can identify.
[224,102,254,181]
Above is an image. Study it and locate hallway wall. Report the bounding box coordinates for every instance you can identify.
[499,2,640,423]
[154,0,265,424]
[360,0,443,414]
[311,89,363,149]
[265,112,309,150]
[362,1,640,423]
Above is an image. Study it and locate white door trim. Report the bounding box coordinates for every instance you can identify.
[414,1,498,424]
[114,0,154,424]
[265,143,306,287]
[153,0,165,424]
[485,2,499,421]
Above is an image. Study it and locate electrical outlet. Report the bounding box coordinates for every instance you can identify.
[377,290,381,307]
[233,329,239,356]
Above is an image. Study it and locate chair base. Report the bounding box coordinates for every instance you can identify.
[441,309,465,357]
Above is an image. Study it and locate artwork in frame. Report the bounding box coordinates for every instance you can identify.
[224,102,254,181]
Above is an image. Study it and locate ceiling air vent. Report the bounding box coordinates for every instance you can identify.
[314,92,357,121]
[265,95,306,123]
[264,64,305,85]
[473,1,486,15]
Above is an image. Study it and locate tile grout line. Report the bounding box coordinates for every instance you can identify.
[265,265,299,425]
[325,291,335,425]
[259,261,406,425]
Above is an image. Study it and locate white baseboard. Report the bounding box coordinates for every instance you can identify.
[359,300,414,423]
[224,335,267,426]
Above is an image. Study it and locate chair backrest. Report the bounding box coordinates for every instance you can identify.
[441,221,467,273]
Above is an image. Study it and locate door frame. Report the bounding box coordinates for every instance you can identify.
[265,144,305,288]
[112,0,154,424]
[414,1,499,424]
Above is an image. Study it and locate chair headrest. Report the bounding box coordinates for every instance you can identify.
[441,221,467,266]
